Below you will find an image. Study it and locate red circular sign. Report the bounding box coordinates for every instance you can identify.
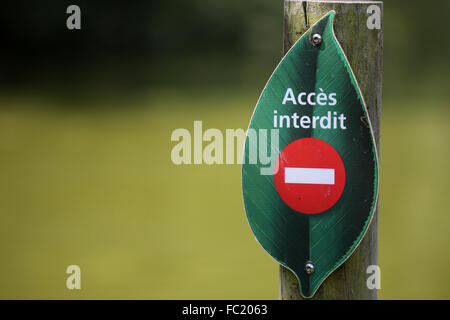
[274,138,346,214]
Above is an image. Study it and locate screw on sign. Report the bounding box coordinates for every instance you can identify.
[241,11,379,298]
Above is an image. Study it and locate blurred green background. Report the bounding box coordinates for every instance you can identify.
[0,0,449,299]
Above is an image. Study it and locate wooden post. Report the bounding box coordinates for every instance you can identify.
[280,0,383,300]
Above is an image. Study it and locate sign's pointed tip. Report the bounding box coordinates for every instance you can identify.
[321,10,336,24]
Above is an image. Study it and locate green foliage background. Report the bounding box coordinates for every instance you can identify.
[0,1,449,299]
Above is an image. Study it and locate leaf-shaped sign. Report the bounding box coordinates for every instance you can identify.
[242,11,379,298]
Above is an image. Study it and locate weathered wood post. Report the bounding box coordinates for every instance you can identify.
[279,0,383,300]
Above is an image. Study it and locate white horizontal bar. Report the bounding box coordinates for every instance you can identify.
[285,168,335,185]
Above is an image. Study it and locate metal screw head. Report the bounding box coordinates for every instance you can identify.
[305,261,315,275]
[311,33,322,46]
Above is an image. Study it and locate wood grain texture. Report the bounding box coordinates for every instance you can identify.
[280,0,382,300]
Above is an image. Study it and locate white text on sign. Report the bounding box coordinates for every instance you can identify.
[273,88,347,130]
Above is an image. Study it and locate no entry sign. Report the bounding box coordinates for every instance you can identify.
[274,138,346,214]
[242,11,379,298]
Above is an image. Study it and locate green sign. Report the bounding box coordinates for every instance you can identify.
[242,11,379,298]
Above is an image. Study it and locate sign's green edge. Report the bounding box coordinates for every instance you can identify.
[241,10,380,299]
